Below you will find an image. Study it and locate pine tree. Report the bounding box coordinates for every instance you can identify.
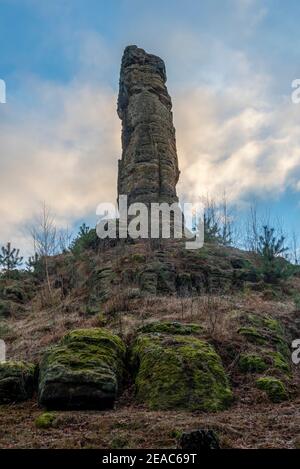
[0,242,23,276]
[258,226,288,261]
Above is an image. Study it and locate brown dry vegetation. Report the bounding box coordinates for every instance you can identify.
[0,399,299,449]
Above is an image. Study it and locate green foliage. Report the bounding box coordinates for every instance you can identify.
[0,242,23,276]
[258,226,288,261]
[270,351,290,373]
[204,212,220,243]
[256,226,292,283]
[25,253,44,280]
[70,224,99,255]
[259,257,294,284]
[256,376,288,402]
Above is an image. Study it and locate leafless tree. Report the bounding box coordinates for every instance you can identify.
[58,227,73,253]
[244,203,260,252]
[29,202,58,295]
[291,230,299,265]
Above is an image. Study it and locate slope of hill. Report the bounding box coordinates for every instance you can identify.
[0,239,299,448]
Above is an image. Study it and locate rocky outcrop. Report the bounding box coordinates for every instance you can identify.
[38,328,126,410]
[117,45,180,207]
[130,321,233,411]
[0,361,35,404]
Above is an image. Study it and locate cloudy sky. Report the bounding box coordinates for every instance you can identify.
[1,0,300,255]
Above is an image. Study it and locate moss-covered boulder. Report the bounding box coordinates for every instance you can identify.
[38,328,126,410]
[0,361,35,404]
[138,321,202,336]
[35,412,57,429]
[237,313,290,376]
[131,322,232,411]
[238,353,268,373]
[256,376,288,403]
[238,350,290,375]
[238,314,289,357]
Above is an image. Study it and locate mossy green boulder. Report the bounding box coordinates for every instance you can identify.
[38,328,126,410]
[131,322,233,411]
[239,353,268,373]
[238,314,289,357]
[35,412,57,429]
[238,350,290,375]
[256,376,288,403]
[0,361,35,404]
[237,314,290,379]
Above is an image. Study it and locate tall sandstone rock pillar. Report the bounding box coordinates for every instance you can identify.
[117,45,180,208]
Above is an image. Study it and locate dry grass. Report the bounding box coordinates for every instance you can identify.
[0,398,299,449]
[4,287,296,363]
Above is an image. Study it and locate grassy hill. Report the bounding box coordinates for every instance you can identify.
[0,239,299,448]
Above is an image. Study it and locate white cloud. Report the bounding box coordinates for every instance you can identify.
[1,20,300,256]
[175,79,300,205]
[0,79,120,255]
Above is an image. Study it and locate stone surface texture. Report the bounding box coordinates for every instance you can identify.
[117,45,180,207]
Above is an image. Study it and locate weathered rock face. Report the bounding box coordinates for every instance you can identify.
[38,328,126,410]
[117,45,180,207]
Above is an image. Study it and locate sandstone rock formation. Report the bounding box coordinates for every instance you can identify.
[130,321,233,411]
[117,45,180,207]
[38,328,126,410]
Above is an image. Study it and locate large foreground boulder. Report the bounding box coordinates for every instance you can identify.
[131,322,233,411]
[0,361,35,404]
[38,328,126,410]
